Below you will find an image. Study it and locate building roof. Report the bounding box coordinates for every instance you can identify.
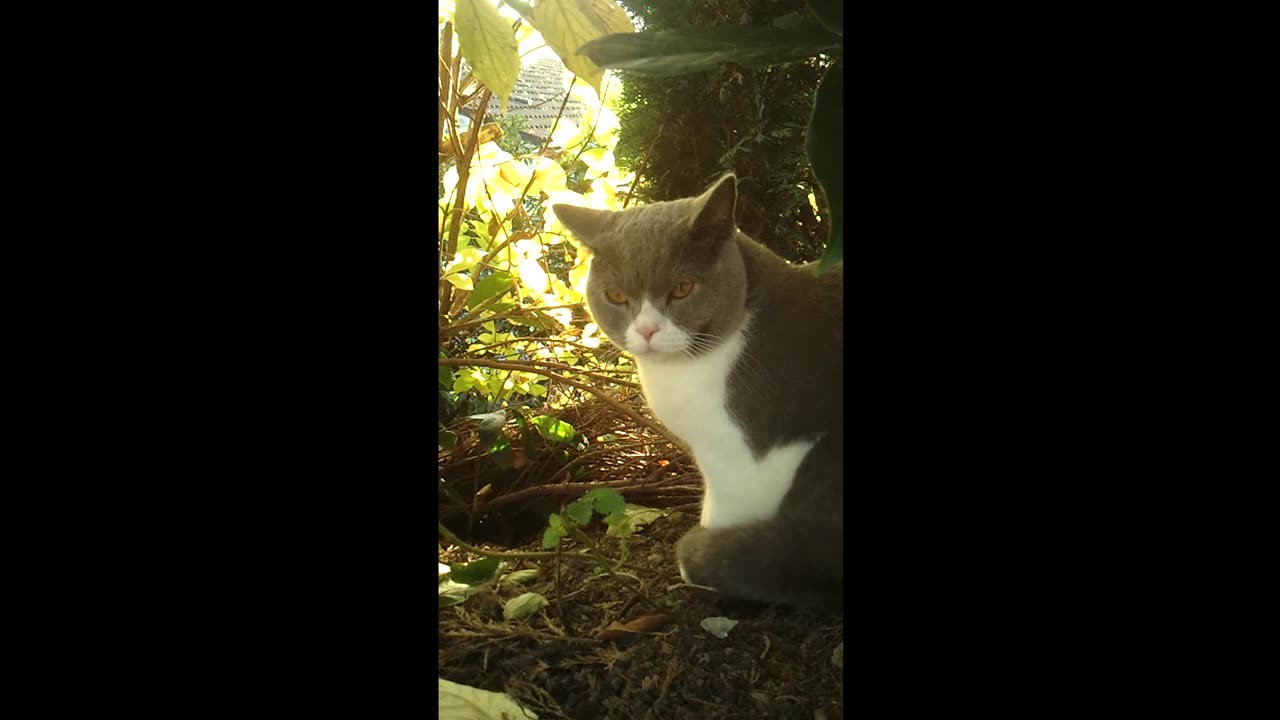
[459,58,587,143]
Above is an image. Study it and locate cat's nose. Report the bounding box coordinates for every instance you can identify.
[636,324,659,342]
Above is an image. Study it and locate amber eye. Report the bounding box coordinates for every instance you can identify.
[670,280,695,299]
[605,289,629,304]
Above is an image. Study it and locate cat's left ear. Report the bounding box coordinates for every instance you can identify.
[552,204,614,250]
[691,173,737,247]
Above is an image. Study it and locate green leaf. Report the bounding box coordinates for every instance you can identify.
[808,63,844,272]
[499,568,542,586]
[566,499,593,525]
[605,503,670,537]
[489,435,513,468]
[585,487,625,515]
[542,525,563,549]
[467,410,508,434]
[548,513,564,530]
[530,415,576,443]
[439,366,453,388]
[805,0,844,34]
[449,557,501,585]
[578,25,840,76]
[439,430,459,449]
[503,591,549,620]
[438,586,477,608]
[533,0,635,97]
[454,0,520,114]
[445,272,474,291]
[467,270,513,309]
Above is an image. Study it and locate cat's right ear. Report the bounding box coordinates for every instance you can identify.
[552,204,613,250]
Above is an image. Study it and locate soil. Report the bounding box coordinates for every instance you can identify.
[439,511,844,720]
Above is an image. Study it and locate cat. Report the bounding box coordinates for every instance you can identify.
[553,174,843,612]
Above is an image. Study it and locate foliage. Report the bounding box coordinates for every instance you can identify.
[587,0,841,266]
[439,0,644,466]
[542,487,635,571]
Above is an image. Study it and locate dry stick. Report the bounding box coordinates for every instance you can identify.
[438,357,676,443]
[441,302,585,342]
[482,84,574,266]
[623,122,665,209]
[438,521,644,569]
[438,23,453,162]
[570,526,660,612]
[439,86,573,334]
[480,355,639,390]
[442,89,493,314]
[484,468,694,513]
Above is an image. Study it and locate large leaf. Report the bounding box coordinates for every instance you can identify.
[439,678,539,720]
[533,0,635,97]
[449,557,501,585]
[807,63,844,271]
[529,415,576,443]
[503,592,549,620]
[578,25,840,76]
[466,270,513,310]
[455,0,520,114]
[805,0,844,34]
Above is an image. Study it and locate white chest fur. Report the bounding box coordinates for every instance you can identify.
[635,324,814,529]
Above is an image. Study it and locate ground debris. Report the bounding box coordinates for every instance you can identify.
[439,514,843,719]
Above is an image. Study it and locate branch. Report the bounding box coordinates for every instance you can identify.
[439,356,678,444]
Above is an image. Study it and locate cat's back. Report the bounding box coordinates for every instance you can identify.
[728,237,843,450]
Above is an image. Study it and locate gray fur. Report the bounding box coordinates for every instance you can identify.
[554,174,843,612]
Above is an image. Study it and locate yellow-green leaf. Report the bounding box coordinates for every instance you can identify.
[579,147,615,179]
[455,0,520,114]
[445,272,474,291]
[534,0,635,97]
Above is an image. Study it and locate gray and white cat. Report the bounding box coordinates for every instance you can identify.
[553,174,843,612]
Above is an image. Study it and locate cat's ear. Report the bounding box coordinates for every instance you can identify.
[552,204,614,249]
[691,173,737,248]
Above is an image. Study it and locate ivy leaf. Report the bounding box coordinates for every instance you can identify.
[454,0,520,114]
[578,25,839,76]
[533,0,635,98]
[542,525,564,549]
[530,415,576,443]
[585,487,625,515]
[808,63,844,271]
[566,499,593,525]
[449,557,501,585]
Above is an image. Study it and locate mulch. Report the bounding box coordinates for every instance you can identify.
[439,510,844,719]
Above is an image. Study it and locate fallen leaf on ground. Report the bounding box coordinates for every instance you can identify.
[700,616,739,639]
[594,613,673,641]
[439,677,538,720]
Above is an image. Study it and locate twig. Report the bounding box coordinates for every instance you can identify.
[439,522,643,569]
[438,356,677,443]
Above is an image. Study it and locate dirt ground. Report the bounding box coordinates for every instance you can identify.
[439,511,844,719]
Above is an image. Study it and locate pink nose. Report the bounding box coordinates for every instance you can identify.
[637,324,659,342]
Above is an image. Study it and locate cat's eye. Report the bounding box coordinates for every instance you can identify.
[670,280,695,299]
[605,289,629,304]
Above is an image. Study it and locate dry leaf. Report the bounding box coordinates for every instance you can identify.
[594,613,673,641]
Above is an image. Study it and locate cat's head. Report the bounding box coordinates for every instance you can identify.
[553,174,748,361]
